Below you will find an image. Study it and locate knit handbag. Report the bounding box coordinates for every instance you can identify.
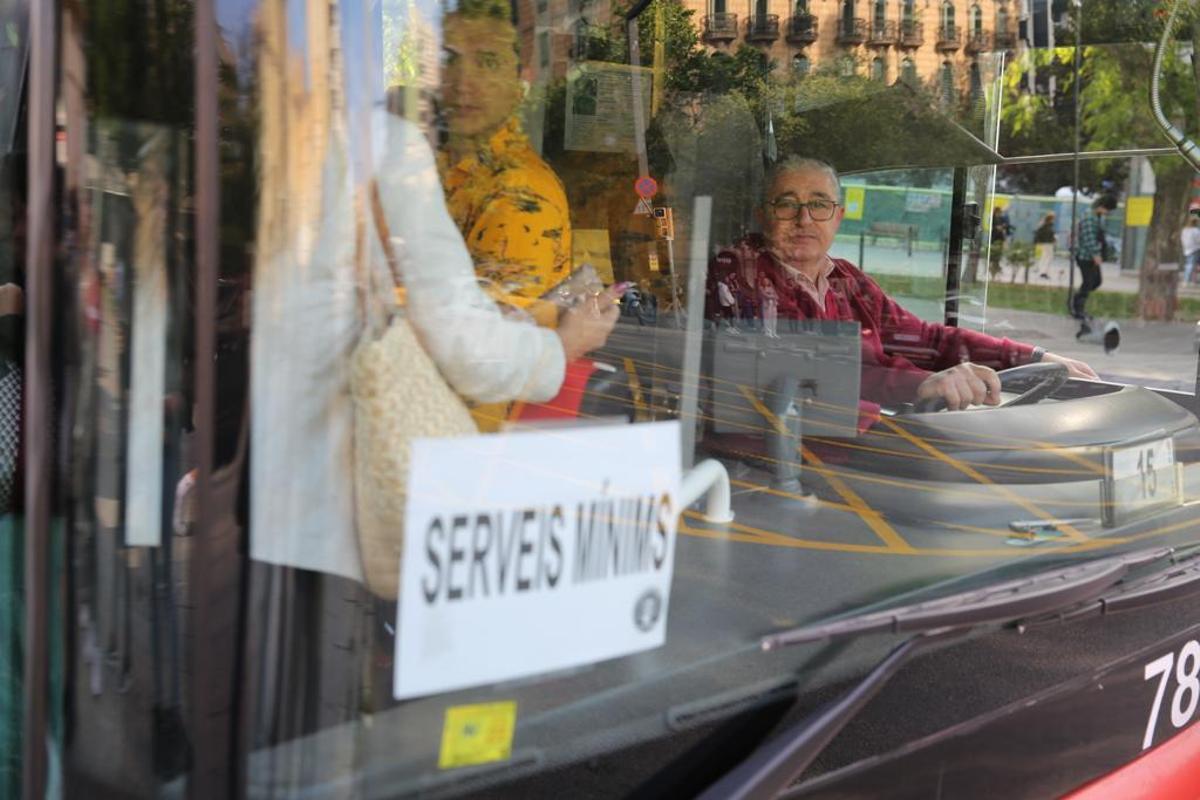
[350,183,477,598]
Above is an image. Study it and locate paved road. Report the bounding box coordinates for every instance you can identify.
[829,238,1198,391]
[983,307,1196,391]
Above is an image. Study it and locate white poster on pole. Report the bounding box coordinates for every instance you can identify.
[394,421,681,699]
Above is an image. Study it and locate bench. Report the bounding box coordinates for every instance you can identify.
[866,221,918,247]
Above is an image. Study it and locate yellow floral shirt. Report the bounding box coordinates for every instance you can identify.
[438,117,572,328]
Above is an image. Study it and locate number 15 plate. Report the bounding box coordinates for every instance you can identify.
[1102,436,1181,527]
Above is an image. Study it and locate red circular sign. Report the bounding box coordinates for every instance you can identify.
[635,176,659,199]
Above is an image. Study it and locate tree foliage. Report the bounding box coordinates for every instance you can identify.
[1000,3,1200,319]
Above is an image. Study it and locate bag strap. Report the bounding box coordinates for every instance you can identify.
[368,180,403,290]
[353,180,401,331]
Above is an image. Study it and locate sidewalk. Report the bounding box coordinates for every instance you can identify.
[836,235,1200,300]
[983,305,1196,392]
[831,238,1199,390]
[994,254,1200,299]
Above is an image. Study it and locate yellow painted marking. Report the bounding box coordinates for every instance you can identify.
[719,439,1105,510]
[623,357,648,421]
[810,436,1093,478]
[681,515,894,553]
[737,386,915,553]
[933,520,1027,540]
[1034,442,1105,477]
[1097,508,1200,547]
[615,352,1120,457]
[566,376,1094,478]
[439,701,518,770]
[682,494,1200,559]
[730,478,854,513]
[678,517,1068,558]
[881,418,1089,543]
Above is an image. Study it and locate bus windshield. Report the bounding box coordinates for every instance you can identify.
[15,0,1200,797]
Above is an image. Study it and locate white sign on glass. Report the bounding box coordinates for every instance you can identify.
[394,421,681,699]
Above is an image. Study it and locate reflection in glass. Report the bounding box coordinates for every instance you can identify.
[57,4,196,786]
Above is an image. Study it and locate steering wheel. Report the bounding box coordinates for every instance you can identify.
[914,362,1069,413]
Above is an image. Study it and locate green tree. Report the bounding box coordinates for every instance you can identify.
[1002,10,1200,321]
[998,48,1111,194]
[1083,33,1198,320]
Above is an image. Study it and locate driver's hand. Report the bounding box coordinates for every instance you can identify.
[916,363,1001,411]
[1042,352,1099,380]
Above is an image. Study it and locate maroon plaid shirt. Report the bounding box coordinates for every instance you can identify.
[709,235,1036,406]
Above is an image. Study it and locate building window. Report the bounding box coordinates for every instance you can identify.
[842,0,855,26]
[970,3,982,34]
[873,0,886,27]
[871,57,886,81]
[572,20,590,60]
[942,0,956,33]
[538,31,550,70]
[793,53,810,76]
[997,4,1009,32]
[969,60,982,101]
[838,55,856,76]
[795,0,809,13]
[902,0,915,23]
[940,60,955,105]
[901,56,917,83]
[713,0,727,14]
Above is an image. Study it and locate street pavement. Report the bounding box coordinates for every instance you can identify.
[828,239,1198,391]
[982,256,1197,392]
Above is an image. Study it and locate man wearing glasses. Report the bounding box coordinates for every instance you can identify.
[709,157,1097,412]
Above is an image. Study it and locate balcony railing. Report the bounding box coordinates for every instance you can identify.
[703,12,739,42]
[964,30,991,53]
[993,29,1017,50]
[785,14,818,44]
[899,19,923,46]
[836,17,868,44]
[936,24,961,50]
[747,13,780,42]
[867,18,898,45]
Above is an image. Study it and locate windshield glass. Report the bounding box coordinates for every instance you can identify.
[44,0,1200,796]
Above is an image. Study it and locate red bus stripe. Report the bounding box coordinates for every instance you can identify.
[1063,722,1200,800]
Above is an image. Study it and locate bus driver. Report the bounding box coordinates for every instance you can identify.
[708,157,1098,413]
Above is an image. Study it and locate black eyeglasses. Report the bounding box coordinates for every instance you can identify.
[768,197,840,221]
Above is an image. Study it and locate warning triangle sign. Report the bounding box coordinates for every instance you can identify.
[633,197,654,216]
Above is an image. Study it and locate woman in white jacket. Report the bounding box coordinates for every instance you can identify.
[249,0,614,586]
[241,0,618,782]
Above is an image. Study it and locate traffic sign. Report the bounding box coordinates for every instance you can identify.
[633,197,654,216]
[635,176,659,199]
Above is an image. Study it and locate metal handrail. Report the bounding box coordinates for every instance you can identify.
[836,16,868,41]
[868,19,898,43]
[679,459,735,524]
[899,19,923,45]
[704,12,739,37]
[747,14,781,39]
[1150,0,1200,169]
[786,14,818,41]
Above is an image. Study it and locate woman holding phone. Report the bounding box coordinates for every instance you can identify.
[436,0,620,426]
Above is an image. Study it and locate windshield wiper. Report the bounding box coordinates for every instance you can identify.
[1021,543,1200,628]
[760,546,1169,651]
[697,545,1177,800]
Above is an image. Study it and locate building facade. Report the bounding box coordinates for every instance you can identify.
[685,0,1019,94]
